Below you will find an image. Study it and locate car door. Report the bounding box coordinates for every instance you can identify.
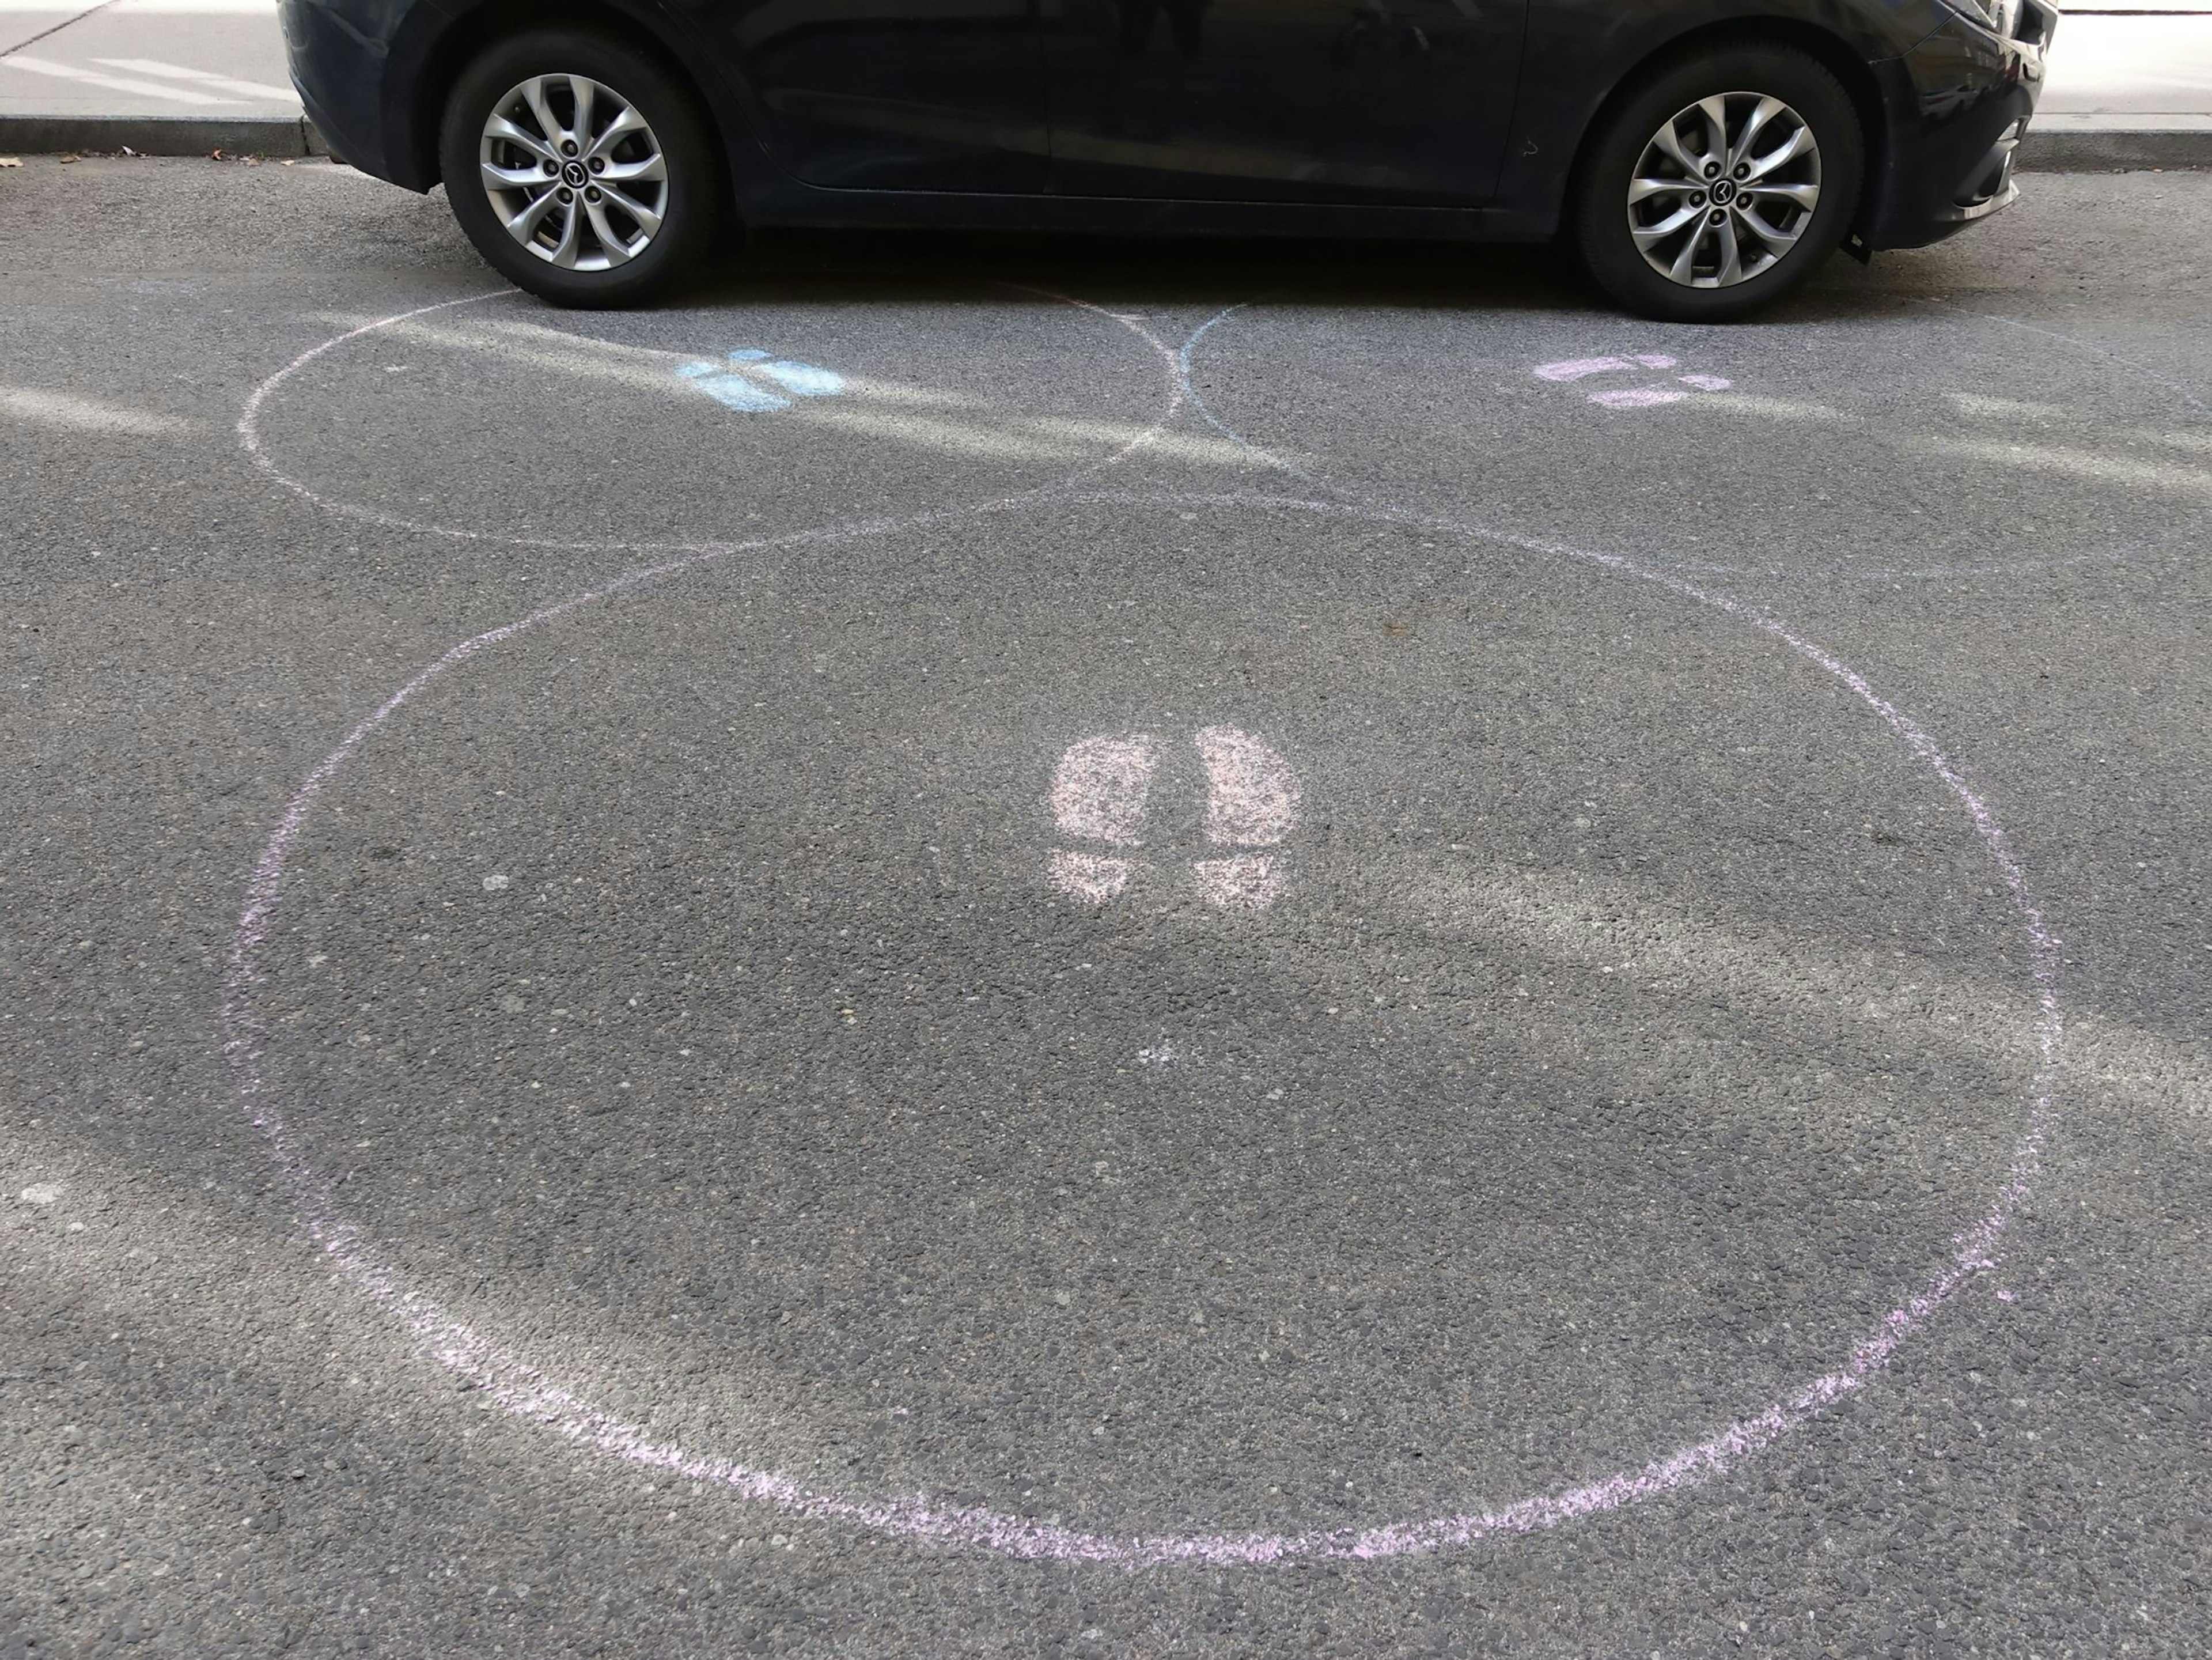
[677,0,1051,192]
[1041,0,1529,205]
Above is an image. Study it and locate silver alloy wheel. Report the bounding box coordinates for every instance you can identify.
[478,74,668,271]
[1626,92,1823,289]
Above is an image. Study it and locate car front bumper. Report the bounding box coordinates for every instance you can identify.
[1867,0,2059,249]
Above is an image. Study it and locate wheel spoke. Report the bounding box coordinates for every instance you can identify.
[1631,201,1705,249]
[584,198,634,264]
[1745,180,1819,212]
[522,76,566,152]
[482,160,548,191]
[1711,213,1743,286]
[1668,215,1711,283]
[484,114,554,164]
[1649,117,1702,177]
[1627,175,1692,205]
[1745,124,1814,181]
[599,184,662,235]
[570,75,596,152]
[546,198,583,268]
[1728,96,1787,171]
[585,105,647,162]
[1735,202,1802,255]
[1693,96,1729,165]
[597,152,665,186]
[505,186,563,239]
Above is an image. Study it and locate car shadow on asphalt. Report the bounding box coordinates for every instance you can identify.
[672,224,1914,326]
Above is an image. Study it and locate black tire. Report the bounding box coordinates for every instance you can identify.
[1570,44,1863,323]
[438,28,719,308]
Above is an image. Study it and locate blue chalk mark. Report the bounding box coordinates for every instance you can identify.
[757,360,844,398]
[676,346,843,414]
[695,376,791,413]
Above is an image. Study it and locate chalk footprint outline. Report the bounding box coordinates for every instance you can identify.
[678,347,846,412]
[1534,352,1732,409]
[1049,726,1300,910]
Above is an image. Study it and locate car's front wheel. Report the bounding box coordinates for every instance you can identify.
[1571,44,1863,323]
[438,29,718,308]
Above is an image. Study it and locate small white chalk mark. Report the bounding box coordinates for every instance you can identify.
[481,874,510,892]
[1591,387,1688,410]
[1050,850,1133,902]
[19,1185,59,1207]
[1191,853,1286,910]
[678,348,846,414]
[1051,735,1160,845]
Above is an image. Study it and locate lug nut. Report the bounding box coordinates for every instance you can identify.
[1709,210,1725,225]
[560,139,578,157]
[542,159,558,175]
[1705,160,1721,178]
[1691,191,1706,206]
[585,186,602,203]
[557,186,573,202]
[588,157,604,173]
[1734,163,1750,179]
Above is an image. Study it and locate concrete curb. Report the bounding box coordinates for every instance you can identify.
[0,114,325,158]
[0,111,2206,171]
[2020,120,2212,170]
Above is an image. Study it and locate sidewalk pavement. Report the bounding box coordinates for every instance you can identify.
[1,0,2209,168]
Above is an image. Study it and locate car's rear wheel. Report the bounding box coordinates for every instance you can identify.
[438,29,718,308]
[1571,44,1863,323]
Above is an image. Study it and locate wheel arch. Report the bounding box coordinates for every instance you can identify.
[383,0,762,203]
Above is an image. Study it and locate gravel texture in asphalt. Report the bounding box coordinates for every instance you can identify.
[1,157,2207,1657]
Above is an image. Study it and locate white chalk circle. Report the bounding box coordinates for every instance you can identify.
[1182,301,2207,581]
[238,284,1184,551]
[222,451,2060,1561]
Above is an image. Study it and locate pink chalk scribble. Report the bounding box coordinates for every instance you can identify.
[1678,373,1733,392]
[1047,725,1300,909]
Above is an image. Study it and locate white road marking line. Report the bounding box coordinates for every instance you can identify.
[0,53,236,103]
[94,56,296,100]
[0,1,275,12]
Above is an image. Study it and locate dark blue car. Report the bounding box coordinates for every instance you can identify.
[281,0,2055,319]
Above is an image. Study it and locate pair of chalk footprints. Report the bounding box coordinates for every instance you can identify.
[676,347,845,413]
[1533,352,1732,410]
[1049,727,1301,912]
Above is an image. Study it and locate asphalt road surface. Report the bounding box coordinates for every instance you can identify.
[3,157,2207,1658]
